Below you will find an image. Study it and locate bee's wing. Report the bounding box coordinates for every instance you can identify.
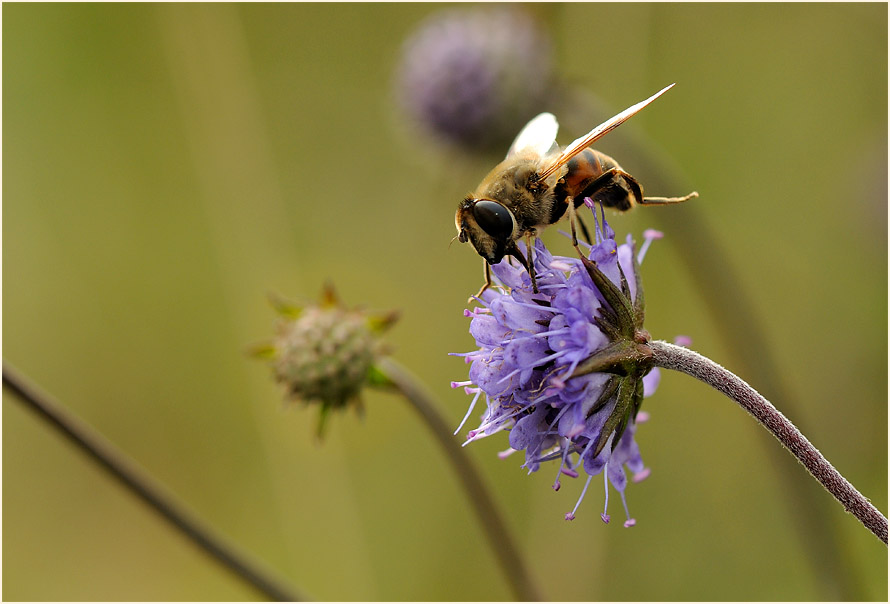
[506,112,559,159]
[536,83,676,182]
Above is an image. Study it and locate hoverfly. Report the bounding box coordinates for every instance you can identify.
[455,83,697,297]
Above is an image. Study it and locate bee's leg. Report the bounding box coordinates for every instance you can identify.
[640,191,699,205]
[509,241,538,294]
[601,168,697,205]
[577,167,697,210]
[523,232,539,293]
[566,197,585,257]
[470,260,493,302]
[576,212,594,245]
[575,168,635,211]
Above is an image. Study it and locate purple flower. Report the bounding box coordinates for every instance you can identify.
[394,7,555,152]
[452,210,664,525]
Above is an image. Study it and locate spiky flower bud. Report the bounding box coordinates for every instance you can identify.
[251,284,397,436]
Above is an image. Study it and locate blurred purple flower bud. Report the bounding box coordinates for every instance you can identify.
[395,7,555,152]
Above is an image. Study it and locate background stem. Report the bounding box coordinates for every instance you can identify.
[649,341,888,544]
[375,358,542,602]
[2,361,305,602]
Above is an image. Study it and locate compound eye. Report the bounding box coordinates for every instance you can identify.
[472,200,514,238]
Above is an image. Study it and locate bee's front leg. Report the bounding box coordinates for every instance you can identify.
[523,232,538,293]
[506,240,538,294]
[469,260,493,303]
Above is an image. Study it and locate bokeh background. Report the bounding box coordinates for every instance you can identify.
[3,3,887,601]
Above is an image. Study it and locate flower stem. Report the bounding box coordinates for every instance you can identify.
[559,84,867,598]
[649,341,888,544]
[2,361,305,601]
[374,358,542,601]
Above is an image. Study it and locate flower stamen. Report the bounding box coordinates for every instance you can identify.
[553,438,573,491]
[454,387,482,435]
[566,473,594,521]
[498,447,518,460]
[620,490,636,528]
[601,470,611,524]
[637,229,664,264]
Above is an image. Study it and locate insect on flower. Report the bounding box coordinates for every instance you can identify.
[454,84,698,297]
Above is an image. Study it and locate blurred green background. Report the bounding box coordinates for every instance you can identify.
[3,3,886,601]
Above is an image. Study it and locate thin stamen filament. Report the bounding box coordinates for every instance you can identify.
[566,473,594,521]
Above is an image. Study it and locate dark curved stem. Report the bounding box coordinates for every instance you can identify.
[552,82,866,598]
[649,341,888,544]
[2,361,305,602]
[375,358,542,602]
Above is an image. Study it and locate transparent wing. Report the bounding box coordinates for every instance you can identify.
[506,112,559,159]
[536,84,676,182]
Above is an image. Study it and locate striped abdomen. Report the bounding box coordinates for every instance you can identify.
[550,147,643,223]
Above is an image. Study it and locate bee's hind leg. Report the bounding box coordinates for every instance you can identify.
[640,190,699,205]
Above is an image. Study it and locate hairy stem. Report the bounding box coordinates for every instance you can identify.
[649,341,887,544]
[555,82,865,598]
[2,361,305,601]
[375,358,542,601]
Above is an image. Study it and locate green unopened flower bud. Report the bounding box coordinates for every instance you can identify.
[250,284,398,437]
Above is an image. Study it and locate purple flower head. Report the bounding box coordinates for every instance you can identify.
[452,209,664,525]
[394,7,555,152]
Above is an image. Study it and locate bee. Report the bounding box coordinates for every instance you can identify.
[455,83,697,297]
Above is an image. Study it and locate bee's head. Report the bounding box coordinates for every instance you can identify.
[455,196,518,265]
